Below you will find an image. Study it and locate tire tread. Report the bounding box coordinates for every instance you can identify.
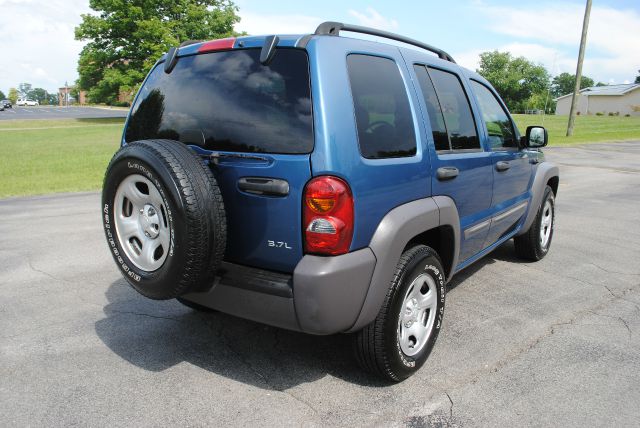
[354,245,442,381]
[514,186,554,262]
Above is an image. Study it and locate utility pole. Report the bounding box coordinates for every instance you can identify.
[566,0,592,136]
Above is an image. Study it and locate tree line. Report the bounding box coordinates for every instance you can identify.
[1,83,60,105]
[474,51,622,114]
[74,0,239,106]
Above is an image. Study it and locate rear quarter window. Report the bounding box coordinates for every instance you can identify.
[125,48,313,154]
[347,54,417,159]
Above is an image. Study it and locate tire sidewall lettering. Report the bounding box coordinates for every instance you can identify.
[395,259,445,369]
[103,202,141,282]
[102,160,177,283]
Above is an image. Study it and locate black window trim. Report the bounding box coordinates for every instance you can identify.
[412,63,450,152]
[414,63,484,154]
[347,52,419,161]
[469,78,520,152]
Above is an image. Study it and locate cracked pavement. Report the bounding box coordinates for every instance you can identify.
[1,142,639,426]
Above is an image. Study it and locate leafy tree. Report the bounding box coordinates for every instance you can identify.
[30,88,49,104]
[477,51,551,113]
[18,83,33,97]
[635,70,640,84]
[595,82,607,87]
[0,90,5,100]
[48,93,59,106]
[525,92,555,114]
[70,83,81,102]
[8,88,18,104]
[550,72,594,98]
[75,0,241,104]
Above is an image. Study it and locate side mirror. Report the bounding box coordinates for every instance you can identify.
[524,126,548,148]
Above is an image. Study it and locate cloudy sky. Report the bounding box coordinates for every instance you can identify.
[1,0,639,94]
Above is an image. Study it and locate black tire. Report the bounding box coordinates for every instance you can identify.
[176,297,217,313]
[354,245,446,382]
[102,139,226,300]
[514,185,555,261]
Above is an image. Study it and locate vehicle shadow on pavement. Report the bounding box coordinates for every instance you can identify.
[95,241,523,390]
[447,240,522,291]
[95,279,389,390]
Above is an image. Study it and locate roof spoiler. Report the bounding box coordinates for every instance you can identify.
[314,21,456,64]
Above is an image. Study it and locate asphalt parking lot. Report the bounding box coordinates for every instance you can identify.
[1,142,639,426]
[0,106,128,120]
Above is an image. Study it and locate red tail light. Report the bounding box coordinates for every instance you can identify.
[198,37,236,53]
[303,176,354,255]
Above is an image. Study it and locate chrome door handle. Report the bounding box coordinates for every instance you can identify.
[496,161,510,172]
[437,166,459,180]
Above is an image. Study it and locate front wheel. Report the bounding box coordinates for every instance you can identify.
[354,245,446,382]
[514,185,555,261]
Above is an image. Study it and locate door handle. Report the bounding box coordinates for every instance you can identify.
[436,166,459,181]
[238,177,289,196]
[496,161,510,172]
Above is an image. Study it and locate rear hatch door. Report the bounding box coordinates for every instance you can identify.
[124,47,313,272]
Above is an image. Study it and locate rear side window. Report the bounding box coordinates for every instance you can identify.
[347,54,417,159]
[125,49,313,154]
[413,65,449,151]
[427,67,480,151]
[470,80,517,149]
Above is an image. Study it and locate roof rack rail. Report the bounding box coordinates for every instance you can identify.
[179,40,202,48]
[314,21,456,64]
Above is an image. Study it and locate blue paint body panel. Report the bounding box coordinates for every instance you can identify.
[207,153,310,273]
[122,33,539,274]
[306,36,431,251]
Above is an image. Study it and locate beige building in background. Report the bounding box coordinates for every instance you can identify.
[555,84,640,116]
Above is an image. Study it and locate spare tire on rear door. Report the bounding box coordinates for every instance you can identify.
[101,139,226,300]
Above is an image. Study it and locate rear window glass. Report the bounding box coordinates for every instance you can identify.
[125,49,313,154]
[347,54,417,159]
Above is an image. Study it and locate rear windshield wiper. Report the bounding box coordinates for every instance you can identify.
[209,152,269,163]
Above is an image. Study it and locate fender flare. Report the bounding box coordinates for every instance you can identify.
[517,162,559,235]
[347,196,460,332]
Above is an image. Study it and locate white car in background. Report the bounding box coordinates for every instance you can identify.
[17,98,39,106]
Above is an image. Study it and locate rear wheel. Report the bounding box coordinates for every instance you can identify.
[354,245,446,382]
[102,139,226,300]
[514,185,555,261]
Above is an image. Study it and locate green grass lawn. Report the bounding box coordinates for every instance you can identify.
[513,114,640,145]
[1,114,639,198]
[0,118,123,198]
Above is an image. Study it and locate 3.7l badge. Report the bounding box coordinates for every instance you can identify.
[268,240,292,249]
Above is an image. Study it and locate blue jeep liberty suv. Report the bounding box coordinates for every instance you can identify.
[102,22,559,381]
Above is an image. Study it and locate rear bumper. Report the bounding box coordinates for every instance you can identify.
[180,248,377,335]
